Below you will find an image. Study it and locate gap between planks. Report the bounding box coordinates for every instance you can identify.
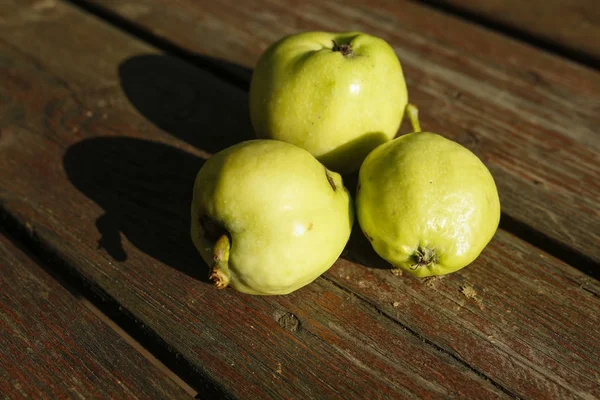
[64,0,251,91]
[0,211,232,399]
[1,226,198,399]
[320,275,519,398]
[63,0,600,278]
[411,0,600,70]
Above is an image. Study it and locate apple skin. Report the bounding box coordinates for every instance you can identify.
[249,31,408,174]
[190,140,354,295]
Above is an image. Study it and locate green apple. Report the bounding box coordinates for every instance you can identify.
[190,140,353,295]
[356,127,501,277]
[249,31,409,174]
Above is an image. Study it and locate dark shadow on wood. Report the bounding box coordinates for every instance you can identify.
[337,171,392,270]
[67,0,252,90]
[342,225,392,270]
[0,212,233,400]
[63,137,208,282]
[499,212,599,280]
[63,53,254,281]
[413,0,599,70]
[118,54,253,154]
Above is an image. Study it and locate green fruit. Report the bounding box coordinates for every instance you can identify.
[249,31,408,174]
[191,140,354,295]
[356,131,500,277]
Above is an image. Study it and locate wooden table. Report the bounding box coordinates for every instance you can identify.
[1,0,598,398]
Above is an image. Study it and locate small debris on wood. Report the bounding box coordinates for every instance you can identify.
[423,275,446,288]
[460,285,484,309]
[390,269,402,276]
[392,301,400,307]
[460,285,477,299]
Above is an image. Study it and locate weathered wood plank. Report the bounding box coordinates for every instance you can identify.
[0,2,511,399]
[423,0,600,65]
[0,153,510,399]
[0,232,191,399]
[0,1,599,399]
[339,229,600,399]
[81,0,600,267]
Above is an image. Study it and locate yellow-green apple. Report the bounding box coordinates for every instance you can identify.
[356,130,501,277]
[250,31,408,173]
[191,140,354,295]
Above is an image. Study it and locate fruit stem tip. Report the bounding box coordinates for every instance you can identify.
[210,234,231,289]
[332,40,353,56]
[406,103,421,133]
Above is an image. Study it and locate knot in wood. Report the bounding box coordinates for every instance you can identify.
[277,312,300,332]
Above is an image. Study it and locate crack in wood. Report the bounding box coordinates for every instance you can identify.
[320,275,520,399]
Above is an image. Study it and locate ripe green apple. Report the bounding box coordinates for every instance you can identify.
[356,130,501,277]
[249,31,409,174]
[190,140,354,295]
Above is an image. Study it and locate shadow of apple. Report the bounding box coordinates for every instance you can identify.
[64,53,394,281]
[64,137,209,281]
[63,54,255,281]
[118,54,253,153]
[319,131,389,174]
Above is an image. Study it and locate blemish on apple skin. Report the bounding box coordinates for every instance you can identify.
[325,168,337,192]
[307,222,313,231]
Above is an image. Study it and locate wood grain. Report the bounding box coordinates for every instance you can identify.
[81,0,600,267]
[0,1,599,399]
[0,2,510,398]
[0,232,190,399]
[422,0,600,64]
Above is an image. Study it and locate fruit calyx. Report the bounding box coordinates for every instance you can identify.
[410,246,438,270]
[332,40,353,57]
[210,234,231,289]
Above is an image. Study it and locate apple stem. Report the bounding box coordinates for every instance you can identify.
[332,40,353,56]
[406,103,421,133]
[210,234,231,289]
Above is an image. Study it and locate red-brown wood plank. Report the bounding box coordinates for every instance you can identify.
[0,232,191,399]
[83,0,600,267]
[423,0,600,64]
[339,230,600,399]
[1,1,599,398]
